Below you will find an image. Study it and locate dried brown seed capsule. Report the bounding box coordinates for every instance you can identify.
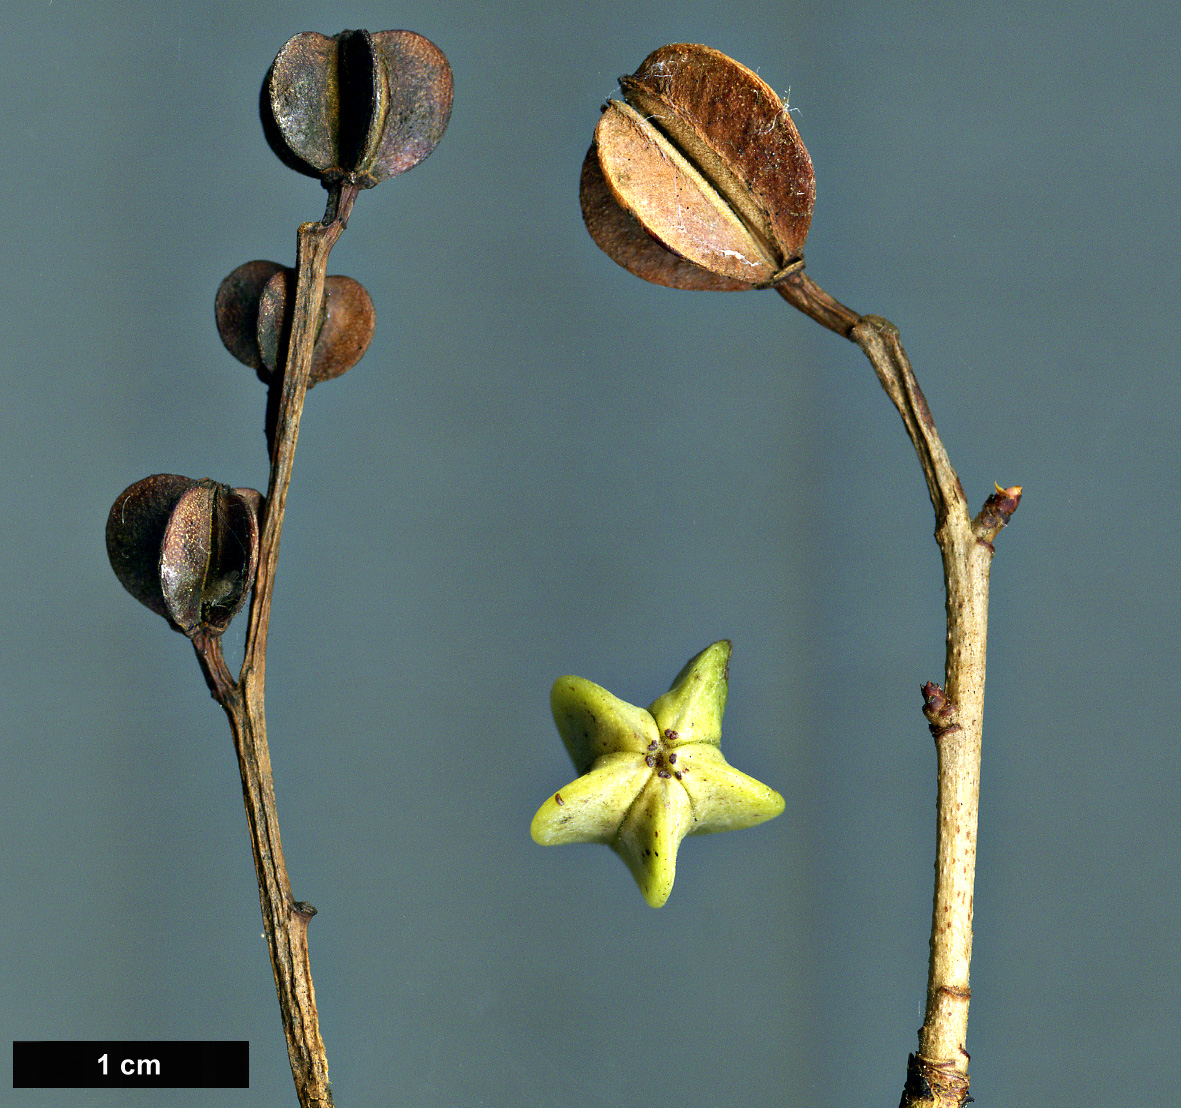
[215,261,376,386]
[214,260,286,374]
[263,28,453,188]
[107,474,198,622]
[581,43,815,290]
[256,270,376,384]
[107,475,262,637]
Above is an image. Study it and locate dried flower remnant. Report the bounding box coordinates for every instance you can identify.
[531,641,784,907]
[581,43,815,290]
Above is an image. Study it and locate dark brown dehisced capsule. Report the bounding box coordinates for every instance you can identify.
[581,43,816,290]
[215,261,376,386]
[256,269,376,384]
[263,28,453,188]
[106,475,263,638]
[213,260,285,374]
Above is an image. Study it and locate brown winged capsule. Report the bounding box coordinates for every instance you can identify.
[581,43,815,290]
[106,475,262,637]
[215,261,376,386]
[263,28,453,188]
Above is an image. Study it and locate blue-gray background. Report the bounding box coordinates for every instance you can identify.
[3,1,1176,1105]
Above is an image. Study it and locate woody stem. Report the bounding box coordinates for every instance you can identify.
[194,181,361,1108]
[777,272,1021,1108]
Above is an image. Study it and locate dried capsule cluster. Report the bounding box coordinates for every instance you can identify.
[108,28,452,641]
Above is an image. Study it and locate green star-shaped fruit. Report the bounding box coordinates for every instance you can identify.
[530,640,784,907]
